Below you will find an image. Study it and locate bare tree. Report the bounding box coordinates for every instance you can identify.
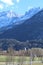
[30,50,33,65]
[18,50,25,65]
[6,45,14,65]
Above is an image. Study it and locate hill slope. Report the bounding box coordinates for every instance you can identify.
[0,39,43,50]
[0,10,43,41]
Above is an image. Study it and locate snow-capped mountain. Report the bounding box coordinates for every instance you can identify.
[21,7,41,20]
[7,10,18,18]
[0,10,19,28]
[0,7,41,28]
[0,9,43,41]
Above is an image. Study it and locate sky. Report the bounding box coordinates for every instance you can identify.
[0,0,43,15]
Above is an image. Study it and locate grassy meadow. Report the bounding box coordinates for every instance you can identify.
[0,55,43,65]
[0,55,42,62]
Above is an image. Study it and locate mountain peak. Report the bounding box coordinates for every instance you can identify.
[25,7,41,16]
[20,7,41,20]
[7,10,18,18]
[0,9,43,41]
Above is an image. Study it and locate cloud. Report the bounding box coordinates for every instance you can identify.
[1,0,14,5]
[16,0,20,3]
[0,4,3,9]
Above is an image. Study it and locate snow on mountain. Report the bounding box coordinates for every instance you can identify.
[0,10,19,28]
[6,10,18,18]
[0,9,43,41]
[21,7,41,20]
[0,7,41,28]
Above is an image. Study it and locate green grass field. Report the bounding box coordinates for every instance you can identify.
[0,55,30,62]
[0,55,43,65]
[0,55,43,62]
[32,63,43,65]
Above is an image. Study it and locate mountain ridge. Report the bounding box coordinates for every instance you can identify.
[0,9,43,41]
[0,7,41,28]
